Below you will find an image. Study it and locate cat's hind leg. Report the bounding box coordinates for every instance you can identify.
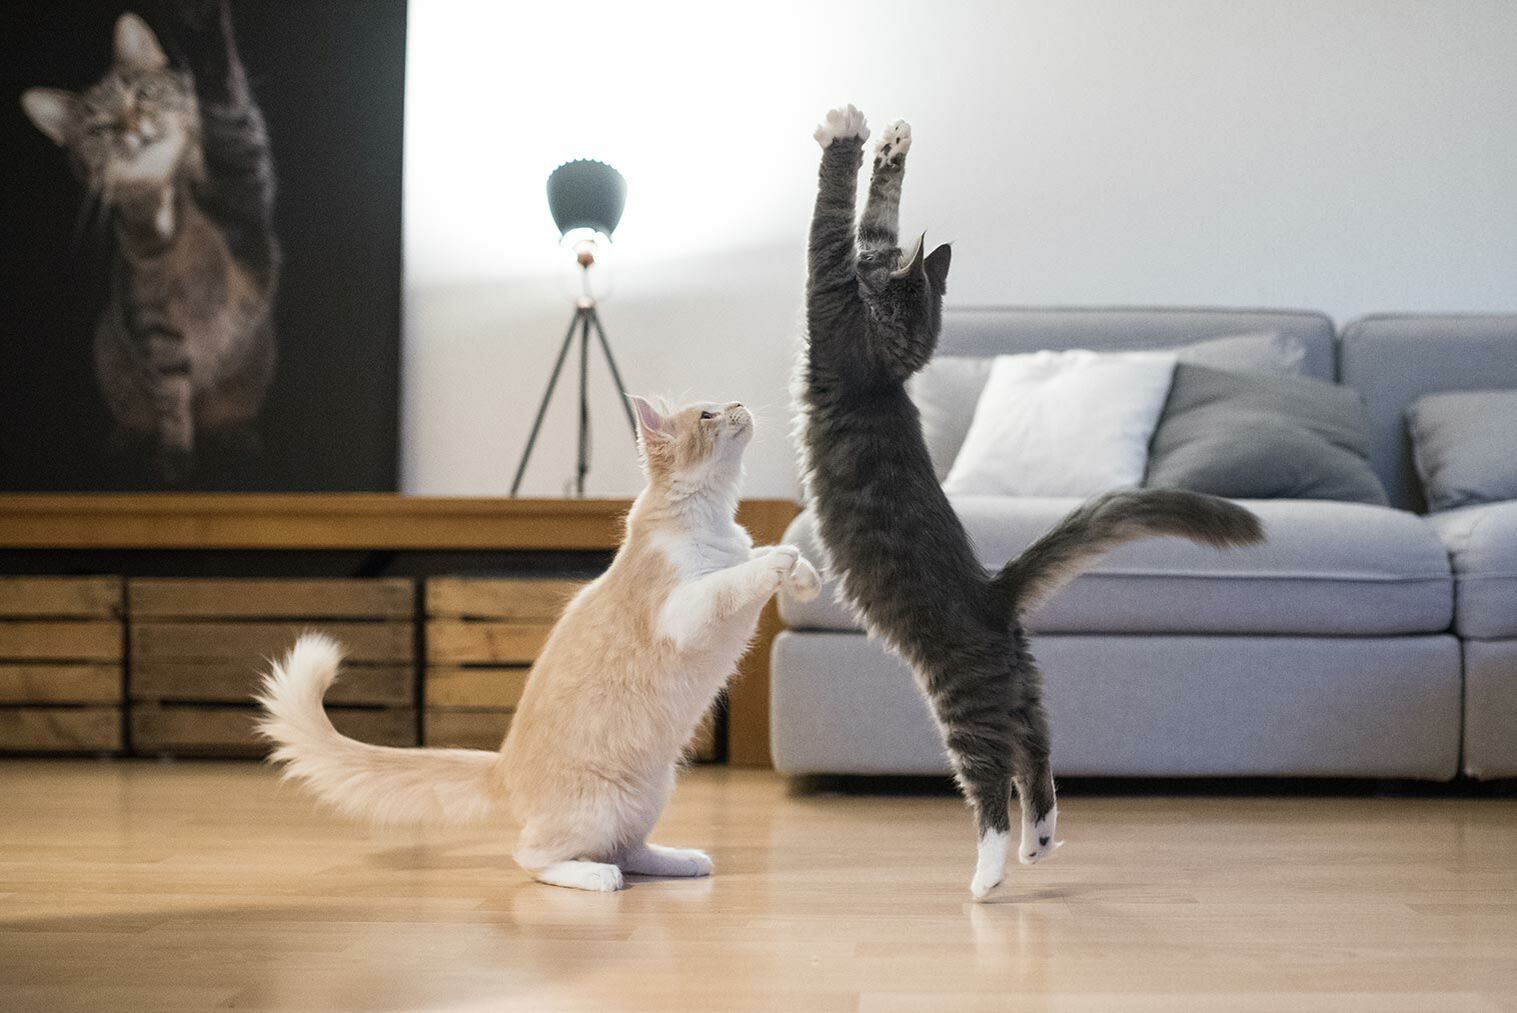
[514,818,626,892]
[938,709,1017,899]
[1015,761,1061,866]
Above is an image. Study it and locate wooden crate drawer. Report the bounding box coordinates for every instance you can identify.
[131,705,416,757]
[129,578,413,620]
[0,621,122,662]
[426,578,579,622]
[0,706,121,753]
[131,661,413,706]
[425,667,529,709]
[0,664,121,705]
[425,620,551,666]
[0,577,122,618]
[423,708,510,750]
[131,621,413,666]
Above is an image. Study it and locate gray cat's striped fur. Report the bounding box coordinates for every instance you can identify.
[21,1,278,483]
[796,106,1265,898]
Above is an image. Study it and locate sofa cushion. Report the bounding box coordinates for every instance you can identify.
[780,498,1452,636]
[1407,390,1517,511]
[1427,501,1517,638]
[914,330,1309,482]
[1145,364,1389,505]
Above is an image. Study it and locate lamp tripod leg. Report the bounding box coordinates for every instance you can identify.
[510,309,583,498]
[587,307,639,440]
[576,309,592,497]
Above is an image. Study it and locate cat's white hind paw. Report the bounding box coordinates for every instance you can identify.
[533,860,626,892]
[1019,806,1062,865]
[622,843,714,878]
[784,557,822,603]
[874,120,911,168]
[815,105,869,149]
[969,829,1009,901]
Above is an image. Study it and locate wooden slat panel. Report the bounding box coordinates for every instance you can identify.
[424,667,530,709]
[131,622,413,665]
[425,579,580,621]
[0,664,121,705]
[726,499,801,767]
[0,707,121,752]
[131,705,416,756]
[0,621,123,662]
[425,621,551,665]
[0,577,121,618]
[129,579,414,620]
[423,709,510,750]
[131,661,414,706]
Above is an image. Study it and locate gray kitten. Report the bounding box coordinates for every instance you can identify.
[796,106,1265,899]
[22,1,278,483]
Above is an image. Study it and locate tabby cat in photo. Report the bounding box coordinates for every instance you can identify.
[796,105,1265,899]
[21,1,278,483]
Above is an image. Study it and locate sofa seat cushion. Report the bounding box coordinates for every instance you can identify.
[780,497,1452,636]
[1428,501,1517,638]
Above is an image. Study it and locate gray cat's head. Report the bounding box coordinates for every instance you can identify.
[860,235,952,377]
[21,13,201,197]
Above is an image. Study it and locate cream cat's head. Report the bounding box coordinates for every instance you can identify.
[21,13,201,197]
[629,395,753,498]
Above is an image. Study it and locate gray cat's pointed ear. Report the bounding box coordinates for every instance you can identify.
[21,88,78,146]
[627,394,673,443]
[889,233,926,281]
[115,12,168,71]
[925,243,952,295]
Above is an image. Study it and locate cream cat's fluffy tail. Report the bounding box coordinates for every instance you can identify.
[255,633,502,826]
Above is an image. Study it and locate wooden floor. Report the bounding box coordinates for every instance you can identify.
[1,763,1514,1012]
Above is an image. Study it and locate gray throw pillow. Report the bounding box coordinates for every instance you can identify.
[912,331,1306,481]
[1407,390,1517,511]
[1145,363,1389,505]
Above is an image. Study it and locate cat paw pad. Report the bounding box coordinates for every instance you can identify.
[874,120,911,167]
[785,558,822,603]
[814,105,870,149]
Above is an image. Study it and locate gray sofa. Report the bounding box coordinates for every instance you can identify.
[771,308,1517,781]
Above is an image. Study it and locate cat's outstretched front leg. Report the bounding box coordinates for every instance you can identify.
[658,548,814,651]
[859,120,910,256]
[809,106,869,301]
[754,546,821,602]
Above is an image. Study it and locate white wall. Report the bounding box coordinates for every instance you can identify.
[403,0,1517,497]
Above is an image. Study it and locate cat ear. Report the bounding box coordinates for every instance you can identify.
[925,243,952,295]
[889,232,926,281]
[114,12,168,72]
[627,394,673,443]
[20,88,78,146]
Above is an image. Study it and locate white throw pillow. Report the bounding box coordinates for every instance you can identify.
[942,349,1178,496]
[912,331,1305,481]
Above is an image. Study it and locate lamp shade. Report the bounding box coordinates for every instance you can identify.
[547,159,626,240]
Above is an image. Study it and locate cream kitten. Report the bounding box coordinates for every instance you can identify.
[256,396,819,891]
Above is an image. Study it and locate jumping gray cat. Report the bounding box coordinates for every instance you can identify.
[796,106,1265,899]
[21,1,278,483]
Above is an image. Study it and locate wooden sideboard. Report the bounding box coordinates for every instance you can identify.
[0,494,796,766]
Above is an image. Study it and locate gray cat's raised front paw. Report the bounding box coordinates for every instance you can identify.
[815,105,869,149]
[874,120,911,168]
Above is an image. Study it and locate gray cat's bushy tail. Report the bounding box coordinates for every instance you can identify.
[989,489,1265,614]
[255,633,502,826]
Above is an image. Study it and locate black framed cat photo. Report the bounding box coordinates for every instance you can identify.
[0,0,406,491]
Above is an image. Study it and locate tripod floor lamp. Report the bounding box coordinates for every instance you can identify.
[510,159,638,497]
